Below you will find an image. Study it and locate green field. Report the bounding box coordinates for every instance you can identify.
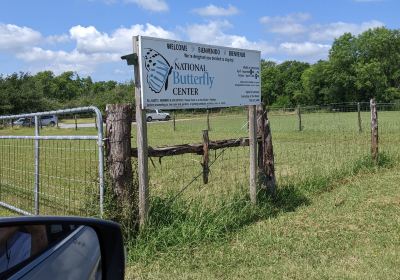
[127,109,400,279]
[127,165,400,279]
[1,109,400,279]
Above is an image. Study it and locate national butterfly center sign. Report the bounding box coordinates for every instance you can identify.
[138,36,261,109]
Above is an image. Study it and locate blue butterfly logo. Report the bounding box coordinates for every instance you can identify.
[143,48,173,93]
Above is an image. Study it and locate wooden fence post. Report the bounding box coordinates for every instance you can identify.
[246,108,249,131]
[74,115,78,130]
[297,105,302,131]
[202,130,209,184]
[370,98,378,163]
[173,111,176,131]
[206,109,210,131]
[257,104,276,196]
[357,102,362,133]
[249,105,257,204]
[133,36,149,226]
[105,104,138,226]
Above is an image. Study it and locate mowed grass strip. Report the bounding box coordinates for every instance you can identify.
[127,165,400,280]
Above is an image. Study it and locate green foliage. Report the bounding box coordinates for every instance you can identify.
[262,27,400,107]
[0,71,134,115]
[261,60,309,106]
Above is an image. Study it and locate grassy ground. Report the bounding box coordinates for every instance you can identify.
[1,110,400,279]
[127,164,400,279]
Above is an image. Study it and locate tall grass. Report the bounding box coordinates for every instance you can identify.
[127,150,396,263]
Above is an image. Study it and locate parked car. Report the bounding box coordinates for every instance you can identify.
[0,216,125,279]
[12,116,57,127]
[146,109,171,122]
[13,118,33,127]
[39,115,58,127]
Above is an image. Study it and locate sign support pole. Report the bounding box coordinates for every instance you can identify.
[249,105,257,204]
[133,36,149,226]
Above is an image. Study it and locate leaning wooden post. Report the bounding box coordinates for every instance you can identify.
[257,104,276,196]
[297,105,302,131]
[357,102,362,133]
[133,36,149,226]
[249,105,257,204]
[202,130,209,184]
[370,98,378,163]
[105,104,137,226]
[264,108,276,196]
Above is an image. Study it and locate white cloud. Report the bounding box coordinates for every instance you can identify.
[2,16,385,78]
[125,0,168,12]
[70,24,177,54]
[16,47,120,75]
[193,4,239,17]
[0,23,42,51]
[259,13,384,42]
[45,34,70,44]
[279,42,330,57]
[309,20,384,41]
[259,13,310,35]
[11,23,177,75]
[186,20,275,54]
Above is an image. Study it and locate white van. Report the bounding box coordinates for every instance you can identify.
[146,109,170,122]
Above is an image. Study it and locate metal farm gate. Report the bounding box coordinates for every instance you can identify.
[0,107,104,216]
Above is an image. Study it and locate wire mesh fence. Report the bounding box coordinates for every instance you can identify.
[133,107,250,209]
[140,102,400,210]
[0,107,104,216]
[1,102,398,218]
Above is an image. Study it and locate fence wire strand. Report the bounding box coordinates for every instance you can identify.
[142,104,400,212]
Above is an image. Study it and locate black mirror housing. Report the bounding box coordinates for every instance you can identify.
[0,216,124,279]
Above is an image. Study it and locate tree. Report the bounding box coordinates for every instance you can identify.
[301,61,331,104]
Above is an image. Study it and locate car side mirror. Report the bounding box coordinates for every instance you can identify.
[0,216,124,279]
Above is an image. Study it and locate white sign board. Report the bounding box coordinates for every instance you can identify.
[137,36,261,109]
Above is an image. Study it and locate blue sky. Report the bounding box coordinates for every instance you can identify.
[0,0,397,81]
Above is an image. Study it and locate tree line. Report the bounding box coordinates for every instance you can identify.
[0,27,399,115]
[0,71,134,115]
[261,27,400,107]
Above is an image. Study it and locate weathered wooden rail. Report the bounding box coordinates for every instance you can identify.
[130,136,261,158]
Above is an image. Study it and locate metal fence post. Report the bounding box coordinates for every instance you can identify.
[92,107,105,217]
[34,116,40,215]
